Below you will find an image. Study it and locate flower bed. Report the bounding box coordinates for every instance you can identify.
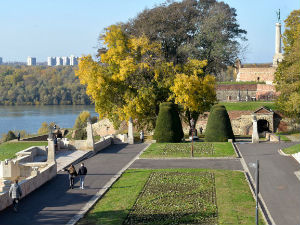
[140,142,235,158]
[163,143,214,156]
[124,171,217,225]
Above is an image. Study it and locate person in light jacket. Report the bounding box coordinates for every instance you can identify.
[77,163,87,189]
[9,180,22,212]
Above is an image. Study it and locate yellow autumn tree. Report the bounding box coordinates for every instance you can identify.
[76,25,174,129]
[170,59,216,125]
[76,25,216,130]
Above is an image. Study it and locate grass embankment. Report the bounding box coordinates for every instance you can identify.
[282,144,300,155]
[220,102,278,111]
[0,141,47,161]
[78,168,265,225]
[140,142,236,158]
[278,135,291,142]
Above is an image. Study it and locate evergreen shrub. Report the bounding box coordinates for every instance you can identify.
[4,131,17,142]
[205,104,235,142]
[153,102,184,143]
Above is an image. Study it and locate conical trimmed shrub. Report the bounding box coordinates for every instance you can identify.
[153,102,184,143]
[205,104,235,142]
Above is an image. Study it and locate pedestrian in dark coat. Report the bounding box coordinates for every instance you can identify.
[77,163,87,189]
[66,164,77,189]
[9,180,22,212]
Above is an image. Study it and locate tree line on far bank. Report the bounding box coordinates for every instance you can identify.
[0,65,91,105]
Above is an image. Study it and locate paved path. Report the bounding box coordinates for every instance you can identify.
[236,142,300,225]
[131,158,243,171]
[56,150,89,171]
[0,143,147,225]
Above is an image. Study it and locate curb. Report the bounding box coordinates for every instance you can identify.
[234,143,275,225]
[66,143,151,225]
[139,156,239,160]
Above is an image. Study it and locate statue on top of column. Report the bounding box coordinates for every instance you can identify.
[276,9,280,22]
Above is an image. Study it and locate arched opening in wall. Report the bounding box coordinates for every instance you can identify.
[257,119,270,133]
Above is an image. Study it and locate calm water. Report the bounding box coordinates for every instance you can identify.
[0,105,98,135]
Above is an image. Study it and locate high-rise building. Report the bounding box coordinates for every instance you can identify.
[47,57,56,66]
[27,57,36,66]
[62,56,70,66]
[70,55,78,66]
[56,57,63,66]
[0,57,2,65]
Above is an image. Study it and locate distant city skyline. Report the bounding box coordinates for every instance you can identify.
[0,0,298,63]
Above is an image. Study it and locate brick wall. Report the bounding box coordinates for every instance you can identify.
[237,67,276,83]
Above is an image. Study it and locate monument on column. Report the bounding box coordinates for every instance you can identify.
[273,9,284,67]
[252,115,259,143]
[128,117,134,144]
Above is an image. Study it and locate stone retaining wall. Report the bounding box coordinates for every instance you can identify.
[0,162,56,211]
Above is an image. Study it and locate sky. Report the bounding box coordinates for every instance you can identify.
[0,0,298,63]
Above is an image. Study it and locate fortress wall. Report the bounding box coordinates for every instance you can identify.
[238,67,276,83]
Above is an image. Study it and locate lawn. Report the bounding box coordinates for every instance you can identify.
[278,135,291,142]
[0,141,47,161]
[282,143,300,155]
[78,168,265,225]
[220,101,278,111]
[140,142,236,158]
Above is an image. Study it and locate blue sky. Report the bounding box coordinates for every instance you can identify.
[0,0,298,63]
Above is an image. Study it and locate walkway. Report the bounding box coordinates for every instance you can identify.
[131,158,242,170]
[237,142,300,225]
[0,143,147,225]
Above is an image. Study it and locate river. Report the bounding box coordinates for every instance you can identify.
[0,105,98,135]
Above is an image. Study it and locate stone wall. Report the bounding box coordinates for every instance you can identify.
[216,84,277,102]
[94,137,112,153]
[236,67,275,84]
[0,162,56,211]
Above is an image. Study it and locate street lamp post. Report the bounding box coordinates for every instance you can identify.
[249,160,259,225]
[190,118,195,157]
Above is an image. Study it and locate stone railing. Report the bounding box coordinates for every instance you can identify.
[94,137,112,153]
[0,162,56,211]
[0,139,57,211]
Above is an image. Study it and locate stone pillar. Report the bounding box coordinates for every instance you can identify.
[47,138,56,163]
[86,120,94,150]
[273,23,283,66]
[0,179,12,192]
[252,115,259,143]
[128,117,134,144]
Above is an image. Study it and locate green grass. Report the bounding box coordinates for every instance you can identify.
[282,144,300,155]
[220,102,278,111]
[78,168,265,225]
[278,135,291,142]
[0,141,47,161]
[140,142,236,158]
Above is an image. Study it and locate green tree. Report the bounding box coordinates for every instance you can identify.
[123,0,246,77]
[74,111,91,129]
[275,10,300,120]
[204,104,235,142]
[153,102,184,142]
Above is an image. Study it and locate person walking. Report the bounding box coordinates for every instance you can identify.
[78,163,87,189]
[17,133,20,141]
[66,164,77,189]
[9,180,22,212]
[140,130,144,143]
